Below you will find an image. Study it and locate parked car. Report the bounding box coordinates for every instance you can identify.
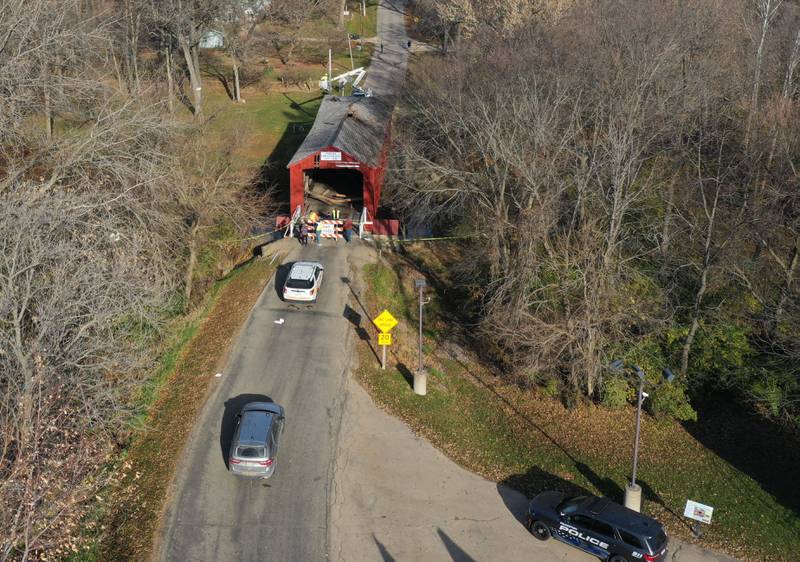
[526,491,668,562]
[283,261,324,302]
[228,401,285,478]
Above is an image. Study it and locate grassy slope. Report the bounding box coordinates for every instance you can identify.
[346,0,379,38]
[353,246,800,562]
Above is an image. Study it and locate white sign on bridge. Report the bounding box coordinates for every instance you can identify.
[320,151,342,161]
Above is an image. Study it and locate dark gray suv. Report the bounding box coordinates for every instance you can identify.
[527,492,668,562]
[228,402,285,478]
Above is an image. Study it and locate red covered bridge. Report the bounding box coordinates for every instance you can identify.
[287,95,393,221]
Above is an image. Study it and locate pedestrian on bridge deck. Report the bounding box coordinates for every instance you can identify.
[316,221,323,246]
[343,218,353,243]
[300,223,309,245]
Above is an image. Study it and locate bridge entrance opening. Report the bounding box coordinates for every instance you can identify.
[304,168,363,213]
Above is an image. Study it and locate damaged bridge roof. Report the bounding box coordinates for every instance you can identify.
[287,95,393,168]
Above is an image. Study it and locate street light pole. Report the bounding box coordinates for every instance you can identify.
[610,360,675,513]
[418,283,424,372]
[414,279,428,395]
[624,371,646,512]
[631,373,645,487]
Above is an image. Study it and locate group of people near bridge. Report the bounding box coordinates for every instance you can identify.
[296,209,354,245]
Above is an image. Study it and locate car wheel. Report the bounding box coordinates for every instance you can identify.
[530,521,551,541]
[608,556,628,562]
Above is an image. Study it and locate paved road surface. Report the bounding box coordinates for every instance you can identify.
[363,0,409,101]
[157,240,356,561]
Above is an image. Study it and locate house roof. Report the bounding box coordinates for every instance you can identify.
[287,95,393,168]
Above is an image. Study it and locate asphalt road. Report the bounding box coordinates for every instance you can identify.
[157,241,357,561]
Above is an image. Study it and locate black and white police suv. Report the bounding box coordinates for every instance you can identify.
[526,491,668,562]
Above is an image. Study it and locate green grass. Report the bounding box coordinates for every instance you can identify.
[356,259,800,561]
[346,0,379,38]
[200,88,323,167]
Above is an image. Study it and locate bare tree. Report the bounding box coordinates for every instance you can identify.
[146,0,221,118]
[745,0,784,146]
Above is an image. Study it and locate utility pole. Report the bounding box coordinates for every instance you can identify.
[327,48,333,93]
[347,33,354,70]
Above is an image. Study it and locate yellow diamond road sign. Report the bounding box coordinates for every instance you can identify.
[373,309,398,333]
[378,333,392,346]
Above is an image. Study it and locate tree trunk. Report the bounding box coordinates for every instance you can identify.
[746,0,781,147]
[43,88,53,140]
[681,264,708,375]
[166,45,175,114]
[773,237,799,332]
[660,176,677,256]
[232,55,241,102]
[338,0,346,29]
[184,221,200,306]
[180,36,203,118]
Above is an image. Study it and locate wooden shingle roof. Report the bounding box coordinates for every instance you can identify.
[287,95,393,168]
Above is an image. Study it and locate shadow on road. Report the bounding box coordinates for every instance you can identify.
[436,528,477,562]
[274,261,294,299]
[498,466,593,529]
[220,394,275,469]
[372,534,397,562]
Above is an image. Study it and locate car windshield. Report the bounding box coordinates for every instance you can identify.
[286,278,313,290]
[557,495,587,514]
[235,446,266,458]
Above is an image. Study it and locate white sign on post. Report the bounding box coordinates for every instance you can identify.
[684,500,714,524]
[320,151,342,161]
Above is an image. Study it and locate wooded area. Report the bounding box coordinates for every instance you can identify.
[0,0,338,558]
[391,0,800,427]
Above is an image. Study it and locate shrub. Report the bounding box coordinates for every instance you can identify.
[602,375,634,409]
[649,381,697,421]
[542,377,560,398]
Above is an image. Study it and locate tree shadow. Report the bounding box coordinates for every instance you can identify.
[203,62,235,100]
[220,394,275,469]
[372,534,396,562]
[282,92,324,117]
[175,75,196,115]
[681,394,800,516]
[436,528,477,562]
[439,340,625,503]
[498,465,593,527]
[638,478,695,533]
[257,120,315,209]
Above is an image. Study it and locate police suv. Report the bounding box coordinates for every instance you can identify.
[526,491,668,562]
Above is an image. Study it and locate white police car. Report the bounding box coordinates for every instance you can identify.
[527,492,668,562]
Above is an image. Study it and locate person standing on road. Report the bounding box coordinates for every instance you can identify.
[380,43,383,53]
[316,221,323,246]
[300,222,309,245]
[342,217,353,243]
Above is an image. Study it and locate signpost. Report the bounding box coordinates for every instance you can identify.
[373,310,398,370]
[684,499,714,537]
